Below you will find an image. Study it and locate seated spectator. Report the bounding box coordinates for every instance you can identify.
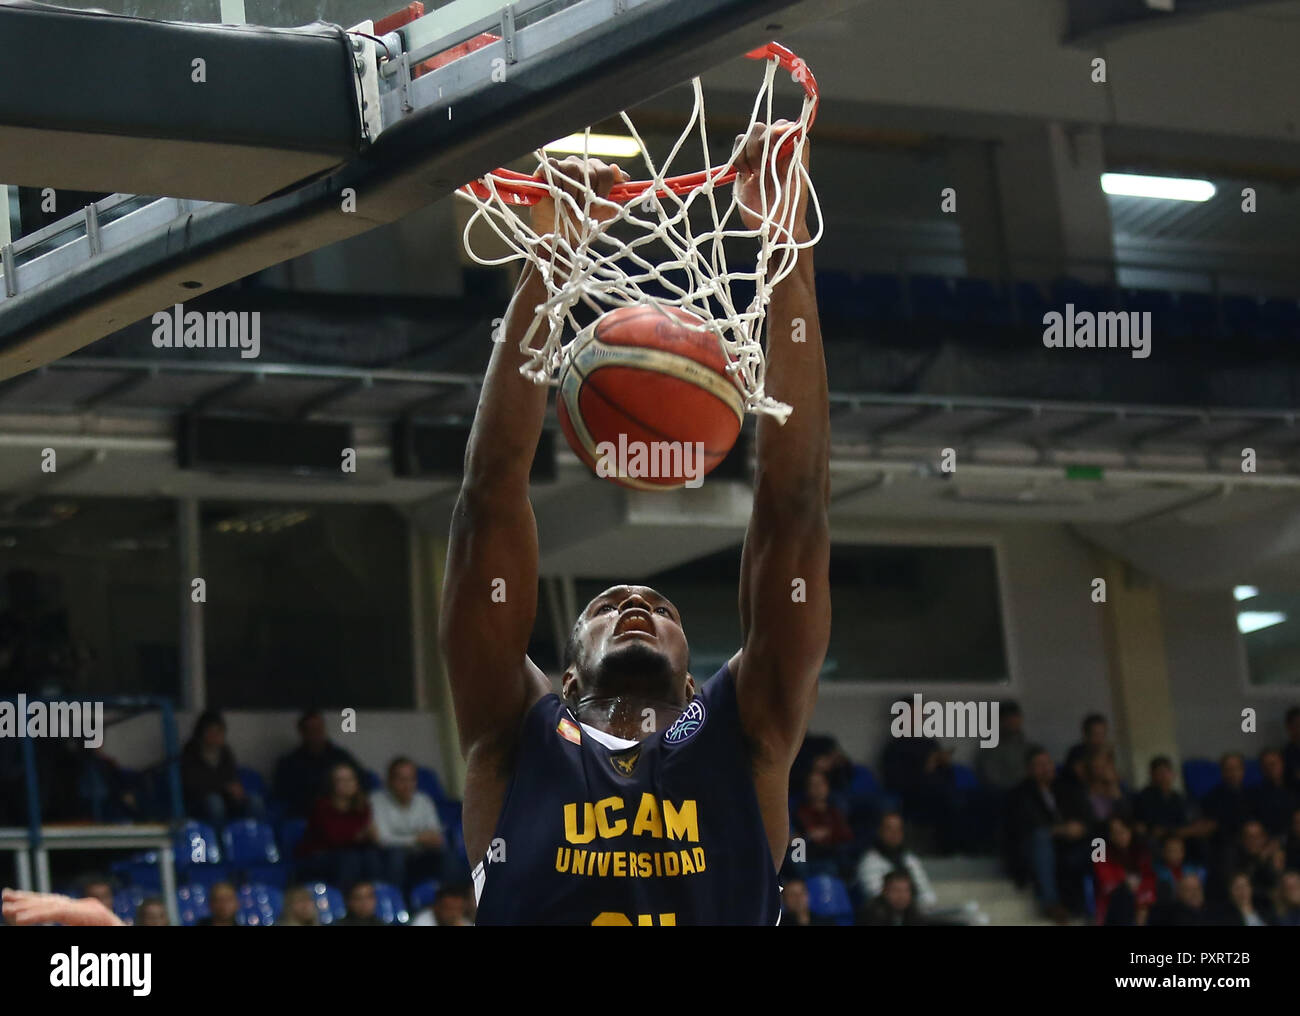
[1148,872,1210,927]
[411,884,473,926]
[335,882,385,927]
[1228,820,1284,912]
[1218,871,1269,926]
[1152,835,1206,904]
[78,874,115,912]
[279,886,321,927]
[1007,746,1090,923]
[1083,748,1130,834]
[196,882,240,927]
[779,876,830,926]
[273,708,363,819]
[793,769,855,876]
[1134,757,1211,853]
[1247,748,1297,837]
[1274,870,1300,926]
[134,897,167,927]
[976,701,1027,793]
[1284,706,1300,793]
[180,710,264,827]
[881,709,972,854]
[856,811,937,911]
[371,757,446,891]
[296,763,385,888]
[1092,816,1156,926]
[1202,752,1250,849]
[857,869,926,926]
[1068,713,1113,767]
[792,734,854,798]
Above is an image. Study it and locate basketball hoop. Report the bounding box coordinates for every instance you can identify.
[456,42,822,423]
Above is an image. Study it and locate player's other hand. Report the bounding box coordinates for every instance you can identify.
[530,156,630,239]
[2,888,125,926]
[734,118,810,242]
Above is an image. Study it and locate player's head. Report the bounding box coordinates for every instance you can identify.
[561,584,693,709]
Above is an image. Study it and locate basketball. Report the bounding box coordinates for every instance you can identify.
[557,305,746,490]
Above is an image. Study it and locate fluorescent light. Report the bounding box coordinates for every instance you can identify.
[1234,585,1259,602]
[544,133,642,159]
[1237,611,1286,635]
[1101,173,1215,202]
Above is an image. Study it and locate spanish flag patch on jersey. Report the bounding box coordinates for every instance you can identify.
[557,717,582,745]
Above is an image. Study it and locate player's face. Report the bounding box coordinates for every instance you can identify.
[566,585,691,704]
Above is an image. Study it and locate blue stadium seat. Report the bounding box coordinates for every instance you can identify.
[372,882,410,924]
[174,820,222,867]
[953,277,1010,326]
[223,819,281,866]
[112,887,146,923]
[112,853,163,891]
[181,864,233,888]
[1172,291,1218,339]
[236,766,268,799]
[951,763,979,790]
[848,764,881,797]
[278,817,307,860]
[1242,757,1263,788]
[176,883,209,926]
[909,274,959,322]
[309,883,346,925]
[360,768,382,792]
[1083,872,1096,920]
[1182,758,1220,800]
[241,863,289,889]
[1011,280,1049,326]
[860,273,904,321]
[238,883,283,926]
[1221,294,1261,337]
[804,874,854,926]
[1259,297,1300,342]
[408,879,441,913]
[416,766,449,806]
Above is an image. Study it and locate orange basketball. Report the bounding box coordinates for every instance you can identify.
[557,305,745,490]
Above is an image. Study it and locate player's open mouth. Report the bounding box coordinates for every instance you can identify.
[613,612,656,638]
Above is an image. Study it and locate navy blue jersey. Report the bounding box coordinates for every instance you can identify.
[472,661,781,925]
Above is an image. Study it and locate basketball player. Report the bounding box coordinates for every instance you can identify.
[441,120,830,925]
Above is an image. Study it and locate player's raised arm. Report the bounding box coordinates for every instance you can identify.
[729,123,832,772]
[440,158,631,758]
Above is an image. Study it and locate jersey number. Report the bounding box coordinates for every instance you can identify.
[591,912,677,926]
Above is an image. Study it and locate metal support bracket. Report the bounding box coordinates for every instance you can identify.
[501,4,517,64]
[84,202,101,256]
[1,243,14,298]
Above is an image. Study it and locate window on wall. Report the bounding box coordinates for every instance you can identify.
[1236,584,1300,687]
[201,502,413,708]
[572,541,1011,685]
[0,497,181,699]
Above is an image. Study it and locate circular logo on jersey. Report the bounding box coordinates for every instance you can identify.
[663,698,706,745]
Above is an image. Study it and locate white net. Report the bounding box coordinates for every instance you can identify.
[456,47,822,423]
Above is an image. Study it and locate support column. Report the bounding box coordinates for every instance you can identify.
[177,497,205,712]
[989,123,1116,285]
[1095,551,1181,788]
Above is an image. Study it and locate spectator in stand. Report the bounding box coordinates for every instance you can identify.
[272,708,364,819]
[1153,835,1206,905]
[1148,872,1210,927]
[1274,870,1300,926]
[370,756,445,892]
[278,886,321,927]
[792,733,854,798]
[779,877,826,926]
[197,882,241,927]
[881,705,969,854]
[1069,713,1113,764]
[1134,757,1208,849]
[1219,871,1269,926]
[1287,808,1300,871]
[1092,815,1156,926]
[1284,707,1300,793]
[794,769,855,877]
[180,710,264,827]
[1202,752,1251,891]
[411,885,473,926]
[856,811,937,911]
[78,875,115,912]
[1248,748,1297,837]
[857,869,926,926]
[976,701,1027,793]
[296,763,385,887]
[1007,746,1090,923]
[134,897,167,927]
[1229,820,1284,912]
[1083,748,1131,834]
[335,882,385,927]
